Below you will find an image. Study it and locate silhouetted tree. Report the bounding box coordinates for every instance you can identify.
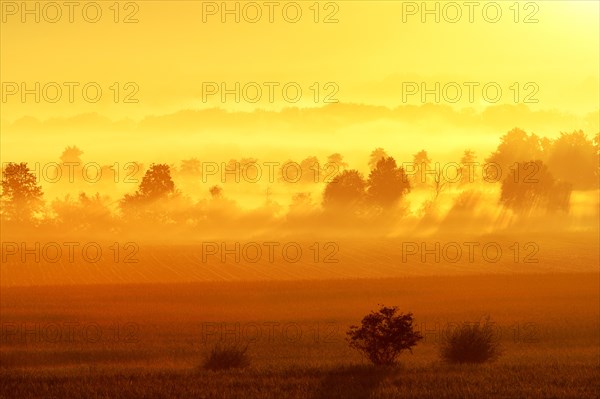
[299,156,320,183]
[209,185,223,199]
[367,157,411,207]
[547,181,572,213]
[1,162,43,222]
[278,157,320,184]
[322,170,366,211]
[347,306,423,366]
[326,153,348,170]
[459,149,477,185]
[321,153,347,183]
[432,168,446,200]
[547,131,598,190]
[137,164,175,199]
[500,160,566,213]
[59,146,83,164]
[368,148,389,171]
[487,128,544,174]
[121,163,175,209]
[412,150,431,187]
[180,158,202,175]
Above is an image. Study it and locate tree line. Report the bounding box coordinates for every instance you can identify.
[1,128,598,228]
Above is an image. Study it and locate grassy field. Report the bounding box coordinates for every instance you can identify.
[1,233,598,286]
[1,273,598,398]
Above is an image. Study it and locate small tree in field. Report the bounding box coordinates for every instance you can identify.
[347,305,423,365]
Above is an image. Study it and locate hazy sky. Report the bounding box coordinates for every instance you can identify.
[1,1,598,162]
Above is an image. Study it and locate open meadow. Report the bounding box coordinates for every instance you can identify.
[1,269,598,398]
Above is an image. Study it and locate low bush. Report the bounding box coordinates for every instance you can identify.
[440,318,501,363]
[203,344,250,370]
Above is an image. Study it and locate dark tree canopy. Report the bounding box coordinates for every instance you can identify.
[121,163,175,209]
[486,128,544,170]
[299,156,320,183]
[327,153,348,171]
[138,164,175,199]
[547,130,598,190]
[59,146,84,164]
[1,162,44,221]
[322,169,366,211]
[347,306,423,365]
[500,160,570,213]
[368,147,389,171]
[367,156,411,207]
[488,128,598,192]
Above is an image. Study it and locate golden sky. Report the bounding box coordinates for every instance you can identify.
[1,1,598,163]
